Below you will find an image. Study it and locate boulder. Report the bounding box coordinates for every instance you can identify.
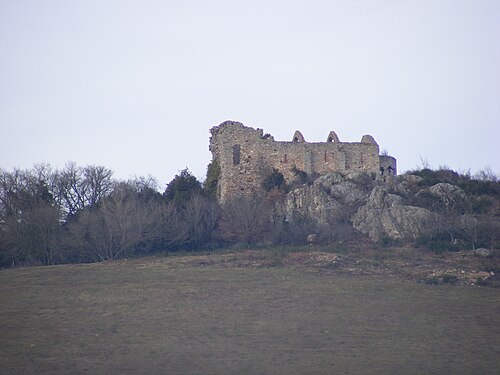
[344,172,375,186]
[286,172,371,223]
[426,183,467,206]
[471,248,493,257]
[352,186,437,241]
[392,174,423,195]
[286,183,339,223]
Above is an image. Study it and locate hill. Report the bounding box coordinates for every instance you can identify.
[1,251,499,374]
[1,164,498,267]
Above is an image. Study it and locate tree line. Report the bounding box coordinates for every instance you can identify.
[1,162,499,268]
[0,161,298,267]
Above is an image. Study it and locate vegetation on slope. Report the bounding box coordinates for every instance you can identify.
[0,162,498,268]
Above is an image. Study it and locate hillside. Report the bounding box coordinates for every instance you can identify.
[283,168,500,250]
[0,165,498,268]
[1,252,499,374]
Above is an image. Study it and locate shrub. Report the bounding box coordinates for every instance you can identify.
[476,277,488,286]
[459,179,500,197]
[470,196,494,214]
[262,168,286,192]
[220,196,271,244]
[164,168,202,205]
[442,274,458,284]
[380,235,400,248]
[412,168,461,187]
[425,276,440,285]
[204,159,220,198]
[291,165,308,185]
[416,234,463,253]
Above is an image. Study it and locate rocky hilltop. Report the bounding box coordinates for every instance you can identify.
[284,170,499,248]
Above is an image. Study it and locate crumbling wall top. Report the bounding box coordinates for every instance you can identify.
[361,134,378,145]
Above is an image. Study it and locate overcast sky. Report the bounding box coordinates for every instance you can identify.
[1,0,499,186]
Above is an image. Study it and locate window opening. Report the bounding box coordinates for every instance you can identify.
[232,144,240,165]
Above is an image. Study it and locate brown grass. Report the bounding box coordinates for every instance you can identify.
[0,251,499,374]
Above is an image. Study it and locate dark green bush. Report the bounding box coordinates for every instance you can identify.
[262,168,286,192]
[416,235,462,253]
[459,180,500,196]
[425,276,440,285]
[470,196,494,214]
[476,277,488,287]
[164,168,202,204]
[442,274,458,284]
[412,168,461,187]
[204,159,220,198]
[380,235,400,248]
[291,165,308,185]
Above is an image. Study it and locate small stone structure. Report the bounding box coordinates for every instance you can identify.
[210,121,397,202]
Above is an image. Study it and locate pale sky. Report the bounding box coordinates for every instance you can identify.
[1,0,499,186]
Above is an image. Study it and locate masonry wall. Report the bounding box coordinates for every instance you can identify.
[379,155,397,175]
[210,121,394,202]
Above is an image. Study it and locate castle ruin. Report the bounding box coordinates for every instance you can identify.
[210,121,397,202]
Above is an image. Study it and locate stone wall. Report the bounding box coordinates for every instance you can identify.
[379,155,397,175]
[210,121,397,202]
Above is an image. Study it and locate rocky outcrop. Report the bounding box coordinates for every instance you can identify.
[284,172,441,241]
[352,186,437,241]
[471,248,494,257]
[419,182,468,208]
[390,174,423,196]
[286,172,373,223]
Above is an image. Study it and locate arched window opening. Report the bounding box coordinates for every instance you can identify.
[292,130,305,143]
[326,131,340,143]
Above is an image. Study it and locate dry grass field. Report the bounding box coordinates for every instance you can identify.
[1,249,499,374]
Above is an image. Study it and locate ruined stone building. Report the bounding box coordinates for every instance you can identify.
[210,121,397,202]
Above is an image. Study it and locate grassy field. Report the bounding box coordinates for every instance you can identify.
[0,252,499,374]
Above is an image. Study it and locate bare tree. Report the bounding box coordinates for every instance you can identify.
[55,162,87,217]
[55,162,114,218]
[220,196,271,244]
[62,181,188,261]
[183,194,219,247]
[84,165,114,207]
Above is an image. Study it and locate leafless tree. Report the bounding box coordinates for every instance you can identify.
[55,162,114,218]
[62,182,188,261]
[220,196,271,244]
[183,194,219,247]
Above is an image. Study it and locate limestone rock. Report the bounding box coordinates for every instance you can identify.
[286,184,341,223]
[286,172,371,223]
[352,186,436,241]
[315,172,346,188]
[392,174,423,195]
[344,172,375,186]
[471,248,493,257]
[422,183,467,207]
[285,172,448,241]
